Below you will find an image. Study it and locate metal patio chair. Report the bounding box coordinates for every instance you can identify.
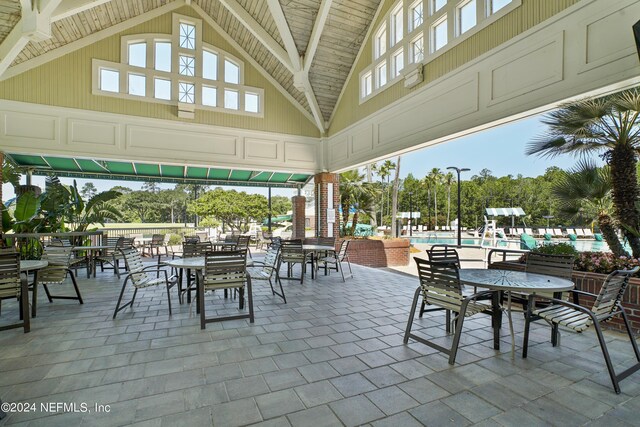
[32,247,83,317]
[197,250,253,328]
[143,234,167,258]
[247,245,285,303]
[404,258,494,364]
[113,248,177,318]
[97,237,135,278]
[279,239,310,284]
[523,266,640,394]
[0,249,29,333]
[315,239,352,282]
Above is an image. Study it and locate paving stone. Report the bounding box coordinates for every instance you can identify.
[225,375,270,400]
[441,391,501,423]
[256,389,305,419]
[286,405,342,427]
[330,373,377,397]
[409,400,472,427]
[366,386,420,415]
[211,398,263,427]
[294,380,343,407]
[297,362,340,382]
[329,395,386,426]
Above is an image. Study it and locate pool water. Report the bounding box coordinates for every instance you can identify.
[408,236,611,252]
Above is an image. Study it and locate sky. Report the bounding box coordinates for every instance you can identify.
[2,113,594,202]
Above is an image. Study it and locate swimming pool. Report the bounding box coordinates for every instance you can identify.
[408,236,611,252]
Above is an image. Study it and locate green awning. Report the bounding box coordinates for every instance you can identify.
[6,154,313,188]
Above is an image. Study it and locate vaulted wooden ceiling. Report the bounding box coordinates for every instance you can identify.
[0,0,382,132]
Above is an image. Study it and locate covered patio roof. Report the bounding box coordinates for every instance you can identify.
[6,153,313,188]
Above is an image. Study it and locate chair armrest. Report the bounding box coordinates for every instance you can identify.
[569,289,598,299]
[528,294,591,314]
[465,290,495,303]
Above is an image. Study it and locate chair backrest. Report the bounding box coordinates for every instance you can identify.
[0,248,20,298]
[202,250,247,289]
[236,235,250,249]
[318,237,336,248]
[260,246,280,276]
[525,252,574,280]
[116,237,135,249]
[184,236,200,244]
[280,239,304,262]
[337,240,349,260]
[427,245,460,268]
[224,234,238,243]
[414,257,463,312]
[50,237,72,247]
[196,232,209,242]
[120,248,149,285]
[591,267,639,319]
[39,247,73,283]
[183,241,212,258]
[270,236,282,248]
[151,234,165,245]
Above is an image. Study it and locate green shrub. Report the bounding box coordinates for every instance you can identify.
[168,234,182,246]
[531,242,579,256]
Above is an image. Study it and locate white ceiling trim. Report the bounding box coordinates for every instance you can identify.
[0,0,185,82]
[303,0,333,73]
[0,0,64,78]
[52,0,112,22]
[266,0,325,133]
[217,0,294,73]
[327,0,385,129]
[191,3,318,128]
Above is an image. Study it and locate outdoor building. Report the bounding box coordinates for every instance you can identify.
[1,0,640,425]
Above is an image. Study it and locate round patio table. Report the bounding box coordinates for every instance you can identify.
[302,245,335,278]
[458,269,574,356]
[71,245,113,278]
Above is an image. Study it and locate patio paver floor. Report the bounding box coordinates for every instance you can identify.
[1,256,640,426]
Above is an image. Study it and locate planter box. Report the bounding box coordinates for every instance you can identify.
[342,238,410,268]
[490,261,640,334]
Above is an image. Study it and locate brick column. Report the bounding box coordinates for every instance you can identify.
[314,173,340,238]
[291,195,306,239]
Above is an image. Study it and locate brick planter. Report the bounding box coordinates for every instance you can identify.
[342,238,410,268]
[490,261,640,334]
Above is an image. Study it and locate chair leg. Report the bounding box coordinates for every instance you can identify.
[522,301,533,359]
[593,320,621,394]
[338,259,345,283]
[403,286,422,344]
[239,287,245,310]
[42,284,53,303]
[31,279,38,318]
[113,280,129,319]
[419,299,426,318]
[445,310,451,334]
[621,306,640,362]
[21,279,30,333]
[247,277,254,323]
[166,282,172,316]
[70,272,83,304]
[448,312,466,365]
[199,281,206,330]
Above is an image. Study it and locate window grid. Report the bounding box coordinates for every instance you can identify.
[360,0,519,101]
[93,13,264,117]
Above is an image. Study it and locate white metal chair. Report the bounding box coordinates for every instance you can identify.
[113,248,177,318]
[32,247,83,318]
[523,267,640,394]
[404,258,493,364]
[247,246,285,303]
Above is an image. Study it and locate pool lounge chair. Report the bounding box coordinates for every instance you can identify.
[520,233,538,250]
[575,229,585,237]
[583,229,594,238]
[524,228,534,236]
[553,228,563,237]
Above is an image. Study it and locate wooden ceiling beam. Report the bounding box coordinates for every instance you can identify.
[266,0,326,133]
[0,0,63,78]
[303,0,332,73]
[217,0,294,73]
[52,0,112,22]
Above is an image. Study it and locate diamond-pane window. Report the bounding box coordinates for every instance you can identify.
[412,36,424,63]
[179,23,195,49]
[411,2,423,31]
[179,82,195,103]
[179,55,195,76]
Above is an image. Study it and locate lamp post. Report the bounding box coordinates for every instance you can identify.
[409,191,413,237]
[447,166,470,247]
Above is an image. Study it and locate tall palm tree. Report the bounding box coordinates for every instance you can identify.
[443,172,455,227]
[553,160,626,256]
[427,168,442,229]
[527,89,640,257]
[339,169,378,235]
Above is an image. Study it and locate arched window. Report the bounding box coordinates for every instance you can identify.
[92,13,264,118]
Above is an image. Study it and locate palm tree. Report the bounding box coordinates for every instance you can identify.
[553,160,626,256]
[427,168,442,229]
[527,89,640,257]
[339,169,378,235]
[443,172,455,227]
